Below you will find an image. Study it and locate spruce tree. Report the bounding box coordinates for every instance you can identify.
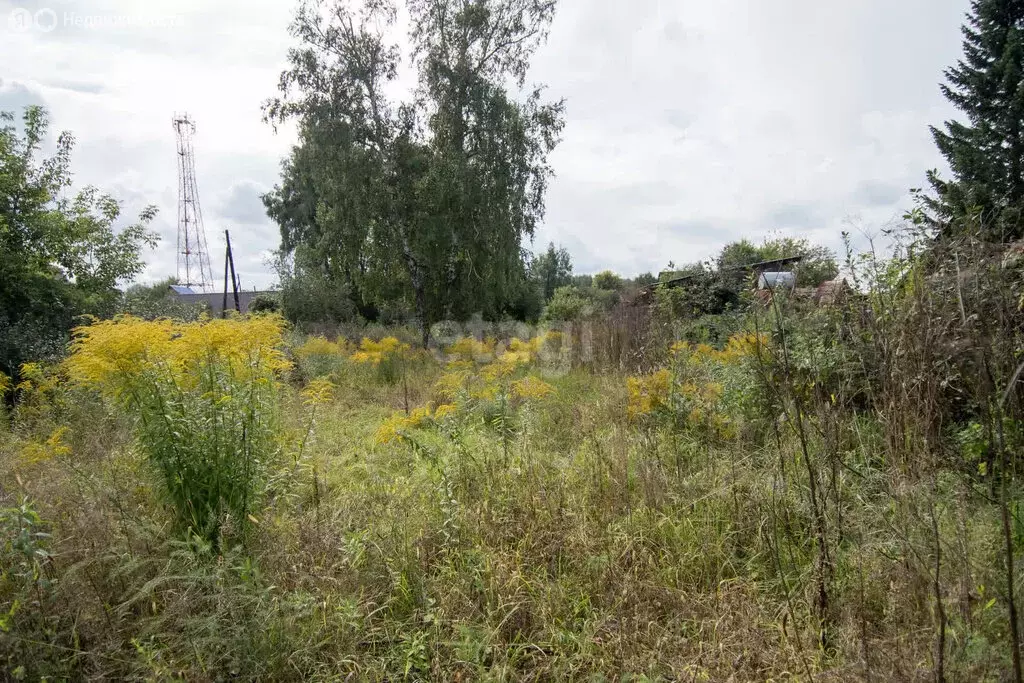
[929,0,1024,240]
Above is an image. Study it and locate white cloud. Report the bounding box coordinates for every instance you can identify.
[529,0,968,273]
[1,0,970,284]
[1,0,295,289]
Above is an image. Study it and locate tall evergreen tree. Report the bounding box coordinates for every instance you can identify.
[529,242,572,300]
[928,0,1024,240]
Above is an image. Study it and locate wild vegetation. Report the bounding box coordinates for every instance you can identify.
[6,0,1024,680]
[0,107,157,380]
[264,0,565,342]
[3,232,1024,680]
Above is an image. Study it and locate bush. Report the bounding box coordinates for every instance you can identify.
[249,294,281,315]
[542,285,594,322]
[276,254,358,325]
[350,336,416,385]
[64,316,290,545]
[293,335,349,379]
[653,273,739,321]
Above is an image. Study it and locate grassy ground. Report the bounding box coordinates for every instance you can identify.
[0,313,1020,681]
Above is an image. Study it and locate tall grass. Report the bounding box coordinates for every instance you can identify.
[2,236,1024,679]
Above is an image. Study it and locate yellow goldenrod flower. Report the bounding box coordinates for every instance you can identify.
[301,378,336,407]
[408,405,432,426]
[693,343,715,359]
[295,336,346,359]
[433,403,458,421]
[481,358,518,382]
[373,405,434,445]
[470,382,500,401]
[703,382,724,401]
[65,315,291,399]
[18,426,71,465]
[374,413,407,445]
[446,336,496,362]
[511,376,556,401]
[670,333,766,367]
[626,369,671,420]
[435,369,471,400]
[19,362,43,381]
[350,337,412,373]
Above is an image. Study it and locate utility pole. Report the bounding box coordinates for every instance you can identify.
[225,230,241,314]
[221,233,230,318]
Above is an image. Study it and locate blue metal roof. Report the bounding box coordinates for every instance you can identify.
[169,285,196,295]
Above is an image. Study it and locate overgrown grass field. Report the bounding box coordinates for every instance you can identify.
[3,244,1024,680]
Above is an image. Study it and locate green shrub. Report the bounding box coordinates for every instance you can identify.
[249,294,281,314]
[65,316,290,545]
[542,285,594,322]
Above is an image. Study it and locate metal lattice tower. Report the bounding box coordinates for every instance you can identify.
[172,114,214,291]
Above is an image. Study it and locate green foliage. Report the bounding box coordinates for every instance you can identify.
[275,250,360,325]
[64,316,291,547]
[570,273,593,289]
[673,310,748,348]
[502,276,546,323]
[249,294,282,315]
[717,236,838,287]
[132,361,280,544]
[8,5,1024,677]
[715,240,762,290]
[264,0,565,342]
[529,242,573,301]
[0,500,67,680]
[4,270,1024,679]
[0,106,158,376]
[535,268,629,322]
[541,285,593,321]
[658,260,708,282]
[592,269,624,291]
[927,0,1024,238]
[0,500,53,612]
[654,262,738,321]
[632,271,657,287]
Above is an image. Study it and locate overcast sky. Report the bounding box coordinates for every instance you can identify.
[1,0,969,289]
